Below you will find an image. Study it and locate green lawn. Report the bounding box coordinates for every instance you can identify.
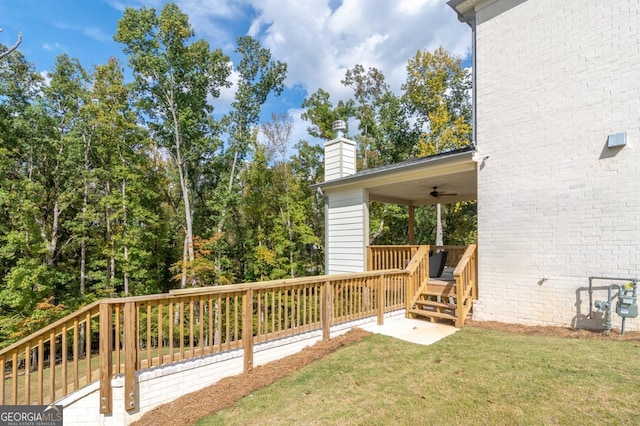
[198,327,640,425]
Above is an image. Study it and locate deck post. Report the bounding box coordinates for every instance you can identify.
[321,282,331,340]
[377,275,385,325]
[242,289,254,372]
[124,301,137,412]
[98,302,112,415]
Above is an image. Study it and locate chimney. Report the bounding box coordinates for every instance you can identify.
[324,120,356,181]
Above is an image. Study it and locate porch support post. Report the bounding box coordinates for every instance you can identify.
[408,204,415,245]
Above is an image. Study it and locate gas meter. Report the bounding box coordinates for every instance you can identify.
[616,282,638,318]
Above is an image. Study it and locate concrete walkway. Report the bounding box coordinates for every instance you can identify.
[361,315,458,345]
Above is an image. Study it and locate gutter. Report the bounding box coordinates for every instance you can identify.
[447,0,477,146]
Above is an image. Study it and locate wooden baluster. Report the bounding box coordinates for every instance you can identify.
[38,337,44,404]
[158,303,163,364]
[147,304,152,367]
[73,318,79,391]
[168,303,174,363]
[24,345,30,404]
[11,352,18,404]
[189,299,194,357]
[85,312,91,384]
[179,302,184,360]
[0,354,4,405]
[61,326,67,397]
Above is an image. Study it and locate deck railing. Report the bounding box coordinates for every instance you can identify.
[0,301,101,407]
[430,245,467,267]
[367,245,467,271]
[454,244,478,328]
[367,245,421,271]
[403,246,431,312]
[1,270,407,413]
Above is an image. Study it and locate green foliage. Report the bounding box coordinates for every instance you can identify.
[0,7,476,345]
[403,46,472,155]
[301,89,355,140]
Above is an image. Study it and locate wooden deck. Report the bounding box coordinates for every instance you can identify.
[406,246,478,328]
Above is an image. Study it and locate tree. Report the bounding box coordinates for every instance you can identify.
[341,65,418,244]
[87,58,167,296]
[0,29,22,60]
[403,46,472,156]
[301,89,355,141]
[115,2,231,288]
[0,53,87,344]
[213,35,287,235]
[402,47,473,245]
[289,140,324,274]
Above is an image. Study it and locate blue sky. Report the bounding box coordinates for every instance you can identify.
[0,0,470,145]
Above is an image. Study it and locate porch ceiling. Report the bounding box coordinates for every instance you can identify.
[313,148,478,206]
[368,167,477,206]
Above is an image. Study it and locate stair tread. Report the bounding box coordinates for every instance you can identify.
[414,300,456,309]
[409,308,457,321]
[422,287,456,297]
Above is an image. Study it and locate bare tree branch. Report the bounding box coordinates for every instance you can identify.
[0,29,22,60]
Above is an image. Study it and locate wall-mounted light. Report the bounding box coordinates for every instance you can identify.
[607,132,626,148]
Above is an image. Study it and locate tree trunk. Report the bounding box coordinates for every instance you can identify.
[122,177,129,294]
[105,181,112,291]
[80,134,90,297]
[169,99,195,288]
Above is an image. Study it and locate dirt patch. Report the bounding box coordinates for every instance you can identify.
[133,320,640,425]
[467,320,640,341]
[132,328,372,426]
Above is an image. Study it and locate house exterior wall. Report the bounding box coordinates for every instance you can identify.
[326,188,369,274]
[318,1,639,328]
[473,0,640,329]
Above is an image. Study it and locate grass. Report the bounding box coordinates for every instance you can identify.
[197,327,640,425]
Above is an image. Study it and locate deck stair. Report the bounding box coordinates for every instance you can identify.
[406,244,478,328]
[409,270,459,324]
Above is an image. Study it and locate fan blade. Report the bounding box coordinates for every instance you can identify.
[430,186,457,197]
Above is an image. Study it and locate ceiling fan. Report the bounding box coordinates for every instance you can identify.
[429,186,458,198]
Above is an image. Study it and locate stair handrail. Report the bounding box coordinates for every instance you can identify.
[453,244,478,327]
[404,245,430,313]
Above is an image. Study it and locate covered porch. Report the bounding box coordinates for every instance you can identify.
[368,244,478,328]
[313,145,478,274]
[313,140,479,326]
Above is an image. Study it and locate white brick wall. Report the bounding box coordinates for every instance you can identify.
[473,0,640,329]
[59,314,396,425]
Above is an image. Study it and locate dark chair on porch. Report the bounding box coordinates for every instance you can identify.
[429,250,448,278]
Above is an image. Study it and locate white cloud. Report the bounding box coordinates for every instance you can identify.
[53,23,112,43]
[42,42,65,52]
[245,0,471,100]
[105,0,471,145]
[209,62,239,116]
